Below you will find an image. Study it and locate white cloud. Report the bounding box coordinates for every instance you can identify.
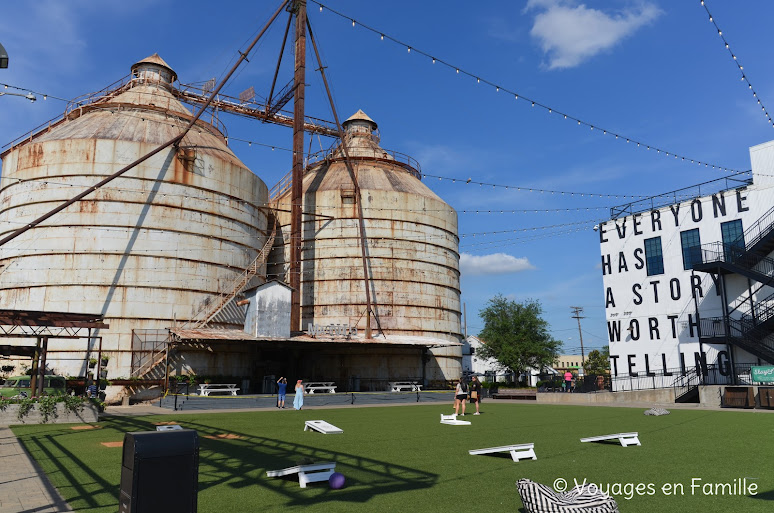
[460,252,536,276]
[526,0,661,69]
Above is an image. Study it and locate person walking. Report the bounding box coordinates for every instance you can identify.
[454,378,468,416]
[276,377,287,409]
[469,375,482,415]
[293,379,304,410]
[564,371,573,393]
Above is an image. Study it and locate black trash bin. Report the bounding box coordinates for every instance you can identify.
[119,430,199,513]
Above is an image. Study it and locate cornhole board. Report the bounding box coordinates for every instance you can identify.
[580,432,640,447]
[469,443,537,462]
[266,462,336,488]
[156,425,183,431]
[304,420,343,434]
[440,413,471,426]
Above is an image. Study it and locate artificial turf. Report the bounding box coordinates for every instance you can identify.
[10,402,774,512]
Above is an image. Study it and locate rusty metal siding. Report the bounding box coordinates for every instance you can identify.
[0,63,268,380]
[275,117,462,349]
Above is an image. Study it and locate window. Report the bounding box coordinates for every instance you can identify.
[644,237,664,276]
[680,229,702,270]
[721,219,744,261]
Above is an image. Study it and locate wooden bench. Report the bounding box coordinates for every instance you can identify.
[266,462,336,488]
[469,443,537,462]
[389,381,423,392]
[197,384,239,396]
[491,388,537,400]
[304,382,337,394]
[580,432,640,447]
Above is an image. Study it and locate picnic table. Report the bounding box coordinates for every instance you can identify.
[389,381,423,392]
[304,382,337,394]
[197,383,239,396]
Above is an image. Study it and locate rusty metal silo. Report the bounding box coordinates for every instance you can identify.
[0,54,269,379]
[273,110,462,380]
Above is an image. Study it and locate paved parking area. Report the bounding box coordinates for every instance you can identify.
[0,427,71,513]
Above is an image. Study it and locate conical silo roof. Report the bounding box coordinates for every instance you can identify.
[27,54,245,168]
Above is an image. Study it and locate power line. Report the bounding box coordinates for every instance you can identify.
[700,0,773,128]
[311,0,745,174]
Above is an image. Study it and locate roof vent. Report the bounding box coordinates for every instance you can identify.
[130,53,177,86]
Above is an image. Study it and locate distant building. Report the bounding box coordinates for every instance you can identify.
[599,140,774,390]
[462,336,499,380]
[462,335,548,386]
[553,355,584,375]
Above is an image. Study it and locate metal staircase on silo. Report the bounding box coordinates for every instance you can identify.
[130,221,277,379]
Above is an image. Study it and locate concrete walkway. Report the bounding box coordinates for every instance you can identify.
[0,427,71,513]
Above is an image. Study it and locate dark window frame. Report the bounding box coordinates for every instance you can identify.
[680,228,702,270]
[644,236,664,276]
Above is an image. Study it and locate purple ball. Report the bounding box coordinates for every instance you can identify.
[328,472,346,489]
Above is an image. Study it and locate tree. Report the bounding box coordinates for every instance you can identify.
[477,295,561,382]
[583,347,610,376]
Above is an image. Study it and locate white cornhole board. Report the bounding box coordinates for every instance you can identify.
[155,425,183,431]
[304,420,343,434]
[469,443,537,462]
[580,432,640,447]
[440,413,471,426]
[266,462,336,488]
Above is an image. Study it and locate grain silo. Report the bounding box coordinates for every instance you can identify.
[0,54,269,384]
[272,110,463,383]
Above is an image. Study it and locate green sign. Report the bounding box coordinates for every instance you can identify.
[751,366,774,383]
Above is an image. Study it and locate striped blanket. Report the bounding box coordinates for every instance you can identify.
[517,479,620,513]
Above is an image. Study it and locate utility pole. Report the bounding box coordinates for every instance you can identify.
[570,306,585,365]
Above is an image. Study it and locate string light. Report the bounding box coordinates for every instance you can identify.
[308,0,744,174]
[0,82,70,103]
[421,173,649,200]
[701,0,773,128]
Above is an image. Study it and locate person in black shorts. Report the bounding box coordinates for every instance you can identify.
[454,378,468,416]
[469,375,482,415]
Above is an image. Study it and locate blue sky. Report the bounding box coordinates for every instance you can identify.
[2,1,774,355]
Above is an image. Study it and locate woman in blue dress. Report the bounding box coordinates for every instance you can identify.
[293,379,304,410]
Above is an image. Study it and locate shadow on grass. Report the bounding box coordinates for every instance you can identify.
[750,489,774,500]
[17,414,439,510]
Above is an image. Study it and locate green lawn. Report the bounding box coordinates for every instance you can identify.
[11,403,774,512]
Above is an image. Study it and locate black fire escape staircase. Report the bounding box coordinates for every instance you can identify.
[691,205,774,364]
[673,367,701,403]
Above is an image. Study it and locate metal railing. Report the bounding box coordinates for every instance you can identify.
[609,175,752,219]
[737,204,774,252]
[603,364,749,393]
[697,242,774,284]
[304,145,422,180]
[673,367,700,401]
[131,329,171,379]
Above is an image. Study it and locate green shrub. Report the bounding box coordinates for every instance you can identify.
[38,395,60,423]
[16,397,35,421]
[63,395,85,415]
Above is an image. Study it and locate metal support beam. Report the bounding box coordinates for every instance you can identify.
[307,18,382,339]
[37,337,48,396]
[0,0,290,250]
[290,0,307,333]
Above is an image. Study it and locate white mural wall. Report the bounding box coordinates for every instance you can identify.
[599,140,774,389]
